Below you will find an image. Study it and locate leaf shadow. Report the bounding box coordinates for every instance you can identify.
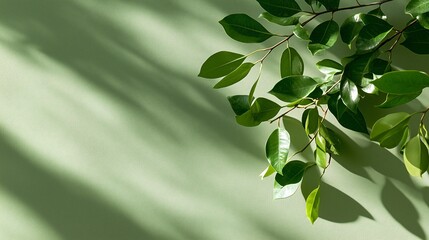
[382,179,427,240]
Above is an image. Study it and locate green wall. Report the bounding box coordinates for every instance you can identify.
[0,0,428,239]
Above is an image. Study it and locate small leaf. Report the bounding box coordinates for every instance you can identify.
[280,47,304,78]
[270,76,318,102]
[402,21,429,54]
[309,20,339,54]
[406,0,429,17]
[266,128,291,174]
[372,70,429,95]
[273,161,310,199]
[303,108,319,135]
[260,165,276,179]
[328,95,368,134]
[315,147,328,169]
[370,112,412,149]
[319,125,340,155]
[214,63,254,89]
[377,92,421,108]
[340,14,364,46]
[219,14,274,43]
[306,186,321,224]
[199,51,245,79]
[257,0,301,17]
[227,95,252,115]
[294,24,310,40]
[316,59,343,75]
[251,98,281,121]
[340,78,360,113]
[404,135,429,177]
[259,12,300,26]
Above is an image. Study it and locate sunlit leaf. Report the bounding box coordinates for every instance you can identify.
[372,70,429,94]
[340,79,360,113]
[219,14,274,43]
[266,128,291,173]
[309,20,339,55]
[199,51,245,79]
[274,161,311,199]
[306,186,321,224]
[294,24,310,40]
[259,12,300,26]
[377,92,421,108]
[270,76,318,102]
[260,165,276,179]
[251,98,281,122]
[406,0,429,17]
[316,59,343,75]
[340,14,364,47]
[280,47,304,78]
[370,112,411,149]
[404,135,429,177]
[214,63,254,89]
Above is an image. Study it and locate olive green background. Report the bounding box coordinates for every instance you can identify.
[0,0,428,239]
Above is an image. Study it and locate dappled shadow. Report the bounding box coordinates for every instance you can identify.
[423,187,429,208]
[382,179,426,240]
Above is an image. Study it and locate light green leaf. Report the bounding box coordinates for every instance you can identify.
[270,76,318,102]
[372,70,429,95]
[406,0,429,17]
[315,147,328,169]
[199,51,245,79]
[404,135,429,177]
[280,47,304,78]
[306,186,321,224]
[259,12,300,26]
[219,14,274,43]
[260,165,276,179]
[251,98,281,122]
[377,92,421,108]
[273,161,310,199]
[319,125,340,155]
[341,79,360,113]
[235,110,261,127]
[214,63,254,89]
[417,13,429,30]
[316,59,343,75]
[370,112,411,149]
[294,24,310,40]
[340,14,364,47]
[309,20,339,55]
[266,128,291,174]
[402,21,429,54]
[227,95,252,115]
[257,0,301,17]
[303,108,319,135]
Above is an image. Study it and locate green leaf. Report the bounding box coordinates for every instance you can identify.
[214,63,254,89]
[316,59,343,75]
[235,110,260,127]
[355,18,392,51]
[227,95,252,115]
[219,14,274,43]
[270,76,319,102]
[309,20,339,54]
[294,24,310,40]
[251,98,281,121]
[259,12,300,26]
[266,128,291,174]
[372,70,429,95]
[315,147,328,169]
[402,21,429,54]
[406,0,429,17]
[404,135,429,177]
[199,51,245,79]
[306,186,321,224]
[340,14,364,46]
[340,79,360,113]
[368,7,387,19]
[303,108,319,135]
[377,92,421,108]
[328,95,368,134]
[260,165,276,179]
[370,112,411,149]
[343,51,379,85]
[280,47,304,78]
[257,0,301,18]
[319,125,340,155]
[370,58,391,75]
[417,13,429,30]
[318,0,339,10]
[273,161,310,199]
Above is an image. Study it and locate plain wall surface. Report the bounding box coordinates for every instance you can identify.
[0,0,428,239]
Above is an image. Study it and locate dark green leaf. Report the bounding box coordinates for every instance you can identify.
[370,112,411,149]
[316,59,343,75]
[402,21,429,54]
[251,98,281,121]
[214,63,254,89]
[303,108,319,135]
[406,0,429,17]
[372,70,429,95]
[355,19,392,51]
[219,14,274,43]
[368,7,387,19]
[343,51,379,85]
[328,95,368,134]
[404,135,429,177]
[306,186,321,224]
[309,20,339,54]
[257,0,301,17]
[341,78,360,113]
[273,161,309,199]
[377,92,421,108]
[340,14,364,46]
[199,51,245,79]
[319,125,340,155]
[280,47,304,78]
[266,128,290,174]
[294,24,310,40]
[227,95,252,115]
[259,12,300,26]
[318,0,339,10]
[270,76,318,102]
[370,58,391,75]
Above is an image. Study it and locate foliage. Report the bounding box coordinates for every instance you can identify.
[199,0,429,223]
